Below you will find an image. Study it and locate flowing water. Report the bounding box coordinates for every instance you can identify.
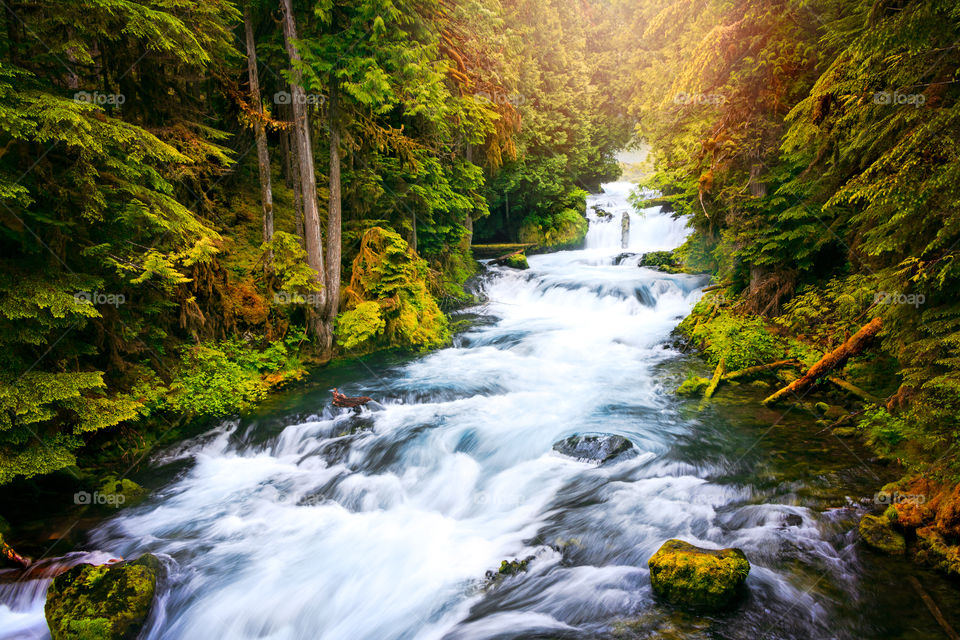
[1,182,958,639]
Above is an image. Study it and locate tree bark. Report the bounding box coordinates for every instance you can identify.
[763,317,882,405]
[323,83,342,354]
[244,3,274,272]
[280,0,327,340]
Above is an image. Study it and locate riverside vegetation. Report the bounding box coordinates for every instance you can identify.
[0,0,627,532]
[2,0,960,635]
[622,0,960,580]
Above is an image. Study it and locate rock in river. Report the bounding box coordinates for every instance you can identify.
[45,554,162,640]
[648,539,750,610]
[552,434,634,463]
[858,514,906,555]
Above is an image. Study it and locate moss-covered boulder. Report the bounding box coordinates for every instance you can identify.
[858,514,906,555]
[648,539,750,610]
[915,526,960,578]
[639,251,683,273]
[97,477,148,509]
[45,554,161,640]
[493,253,529,270]
[676,375,709,397]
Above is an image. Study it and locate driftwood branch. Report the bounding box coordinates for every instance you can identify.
[827,377,882,404]
[763,317,882,406]
[909,575,960,640]
[723,359,801,381]
[332,388,373,409]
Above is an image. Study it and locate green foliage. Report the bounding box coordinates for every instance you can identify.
[681,303,789,371]
[336,302,386,351]
[341,227,449,352]
[165,337,304,418]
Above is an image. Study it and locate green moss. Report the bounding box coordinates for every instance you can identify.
[45,554,161,640]
[915,526,960,578]
[678,304,790,371]
[676,375,709,397]
[858,514,906,555]
[336,301,387,350]
[498,557,532,576]
[500,253,529,270]
[518,208,588,250]
[339,227,449,352]
[97,477,147,508]
[648,539,750,610]
[639,250,683,273]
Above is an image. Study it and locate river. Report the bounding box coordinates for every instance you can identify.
[1,182,957,639]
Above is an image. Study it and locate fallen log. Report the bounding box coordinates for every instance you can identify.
[909,575,960,640]
[703,358,726,399]
[722,360,801,382]
[332,388,373,409]
[827,377,882,404]
[0,538,30,568]
[763,317,882,406]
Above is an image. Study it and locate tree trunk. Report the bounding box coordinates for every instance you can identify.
[280,0,327,340]
[323,84,342,354]
[244,3,274,272]
[763,317,883,405]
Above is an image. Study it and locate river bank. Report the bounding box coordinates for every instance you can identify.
[2,183,959,639]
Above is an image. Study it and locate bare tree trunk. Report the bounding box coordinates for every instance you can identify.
[280,0,327,340]
[324,84,342,353]
[244,3,274,272]
[282,106,305,244]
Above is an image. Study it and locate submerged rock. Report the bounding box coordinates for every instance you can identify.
[648,539,750,610]
[614,252,638,265]
[676,376,709,397]
[552,434,634,463]
[858,514,906,555]
[45,554,161,640]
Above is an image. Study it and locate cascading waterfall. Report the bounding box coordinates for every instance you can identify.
[0,183,900,640]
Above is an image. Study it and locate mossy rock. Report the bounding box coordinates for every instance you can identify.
[915,526,960,578]
[493,253,529,270]
[858,514,906,555]
[832,427,858,438]
[639,251,682,273]
[97,477,148,508]
[676,376,709,397]
[648,539,750,610]
[45,554,161,640]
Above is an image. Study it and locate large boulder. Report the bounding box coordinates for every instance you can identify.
[552,434,634,463]
[858,514,906,555]
[493,253,529,270]
[45,554,161,640]
[648,539,750,610]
